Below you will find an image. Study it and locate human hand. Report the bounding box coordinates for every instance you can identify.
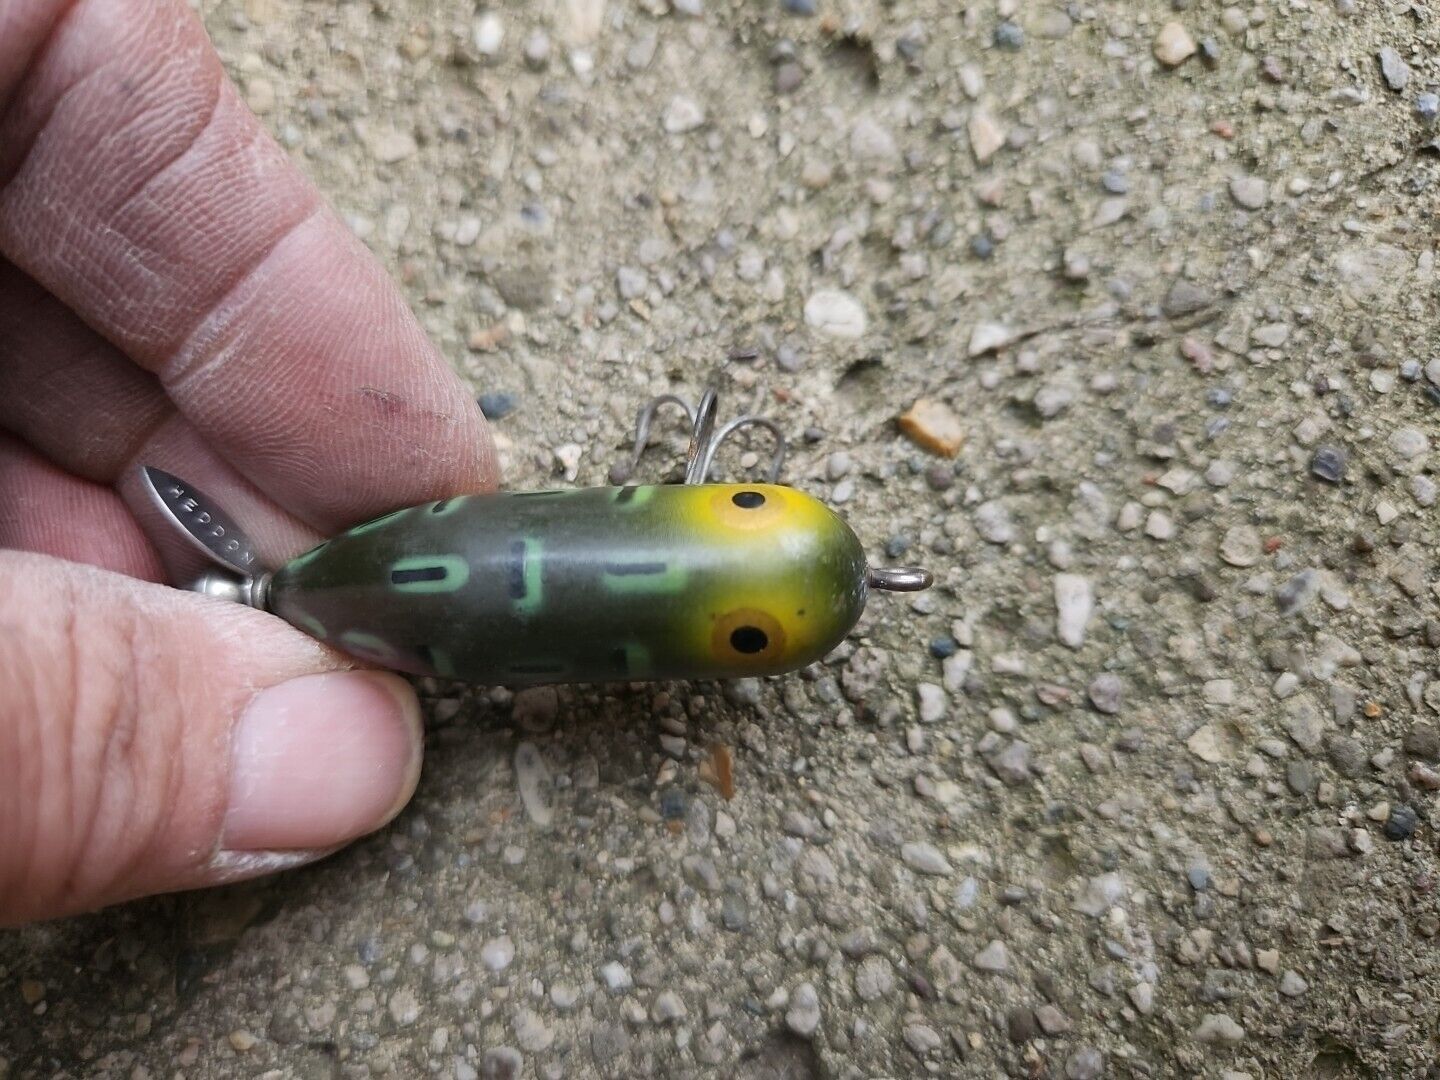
[0,0,497,926]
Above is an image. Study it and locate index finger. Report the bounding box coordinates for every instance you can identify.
[0,0,497,530]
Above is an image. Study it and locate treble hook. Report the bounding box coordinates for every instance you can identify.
[613,387,787,485]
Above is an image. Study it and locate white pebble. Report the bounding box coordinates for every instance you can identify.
[662,95,705,134]
[600,962,632,991]
[481,936,515,972]
[803,289,867,339]
[514,742,555,827]
[901,842,953,876]
[473,13,504,55]
[1054,573,1094,649]
[916,683,947,723]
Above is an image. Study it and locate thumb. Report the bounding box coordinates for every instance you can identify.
[0,550,423,927]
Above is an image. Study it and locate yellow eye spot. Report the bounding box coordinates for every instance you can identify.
[712,608,787,665]
[707,487,788,531]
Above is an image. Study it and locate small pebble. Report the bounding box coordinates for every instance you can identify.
[899,398,964,456]
[855,956,895,1001]
[993,21,1023,49]
[1066,1048,1105,1080]
[662,96,705,134]
[969,109,1006,163]
[1229,175,1267,210]
[482,1048,523,1079]
[481,936,515,972]
[917,682,947,723]
[972,939,1010,972]
[600,962,633,991]
[1007,1006,1039,1043]
[1153,21,1197,66]
[478,392,517,420]
[1088,673,1123,714]
[1311,446,1347,483]
[1378,47,1410,91]
[804,289,867,339]
[473,12,504,56]
[1195,1013,1246,1045]
[901,841,953,876]
[1054,573,1094,648]
[786,982,821,1037]
[1389,427,1428,459]
[1384,805,1419,841]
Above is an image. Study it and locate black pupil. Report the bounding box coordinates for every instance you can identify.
[732,491,766,509]
[730,626,769,654]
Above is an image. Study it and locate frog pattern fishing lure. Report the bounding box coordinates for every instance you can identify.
[142,390,931,686]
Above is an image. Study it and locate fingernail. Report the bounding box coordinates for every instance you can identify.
[223,671,423,851]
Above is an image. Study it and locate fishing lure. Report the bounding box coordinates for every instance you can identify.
[141,389,931,686]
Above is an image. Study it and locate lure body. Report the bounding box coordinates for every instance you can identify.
[268,483,868,685]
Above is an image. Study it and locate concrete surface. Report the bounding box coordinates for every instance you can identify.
[3,0,1440,1076]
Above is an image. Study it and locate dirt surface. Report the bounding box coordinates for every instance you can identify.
[4,0,1440,1076]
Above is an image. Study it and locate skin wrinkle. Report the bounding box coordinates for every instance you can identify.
[54,571,82,910]
[0,0,86,187]
[95,597,187,900]
[160,201,323,391]
[85,61,216,242]
[60,579,133,908]
[106,602,170,899]
[0,577,43,908]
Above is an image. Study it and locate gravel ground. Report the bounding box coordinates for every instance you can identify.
[4,0,1440,1076]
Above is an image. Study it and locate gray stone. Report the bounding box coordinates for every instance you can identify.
[804,289,867,339]
[590,1021,631,1062]
[1163,279,1214,317]
[903,1023,943,1055]
[481,936,514,972]
[481,1047,523,1080]
[1195,1013,1246,1045]
[785,982,821,1037]
[1229,175,1267,210]
[1073,873,1126,917]
[854,955,895,1001]
[1327,734,1369,778]
[1378,47,1410,91]
[974,500,1015,543]
[1405,724,1440,761]
[1065,1048,1105,1080]
[901,842,953,876]
[662,95,705,133]
[972,939,1010,973]
[513,1009,553,1053]
[1088,673,1124,714]
[985,740,1033,785]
